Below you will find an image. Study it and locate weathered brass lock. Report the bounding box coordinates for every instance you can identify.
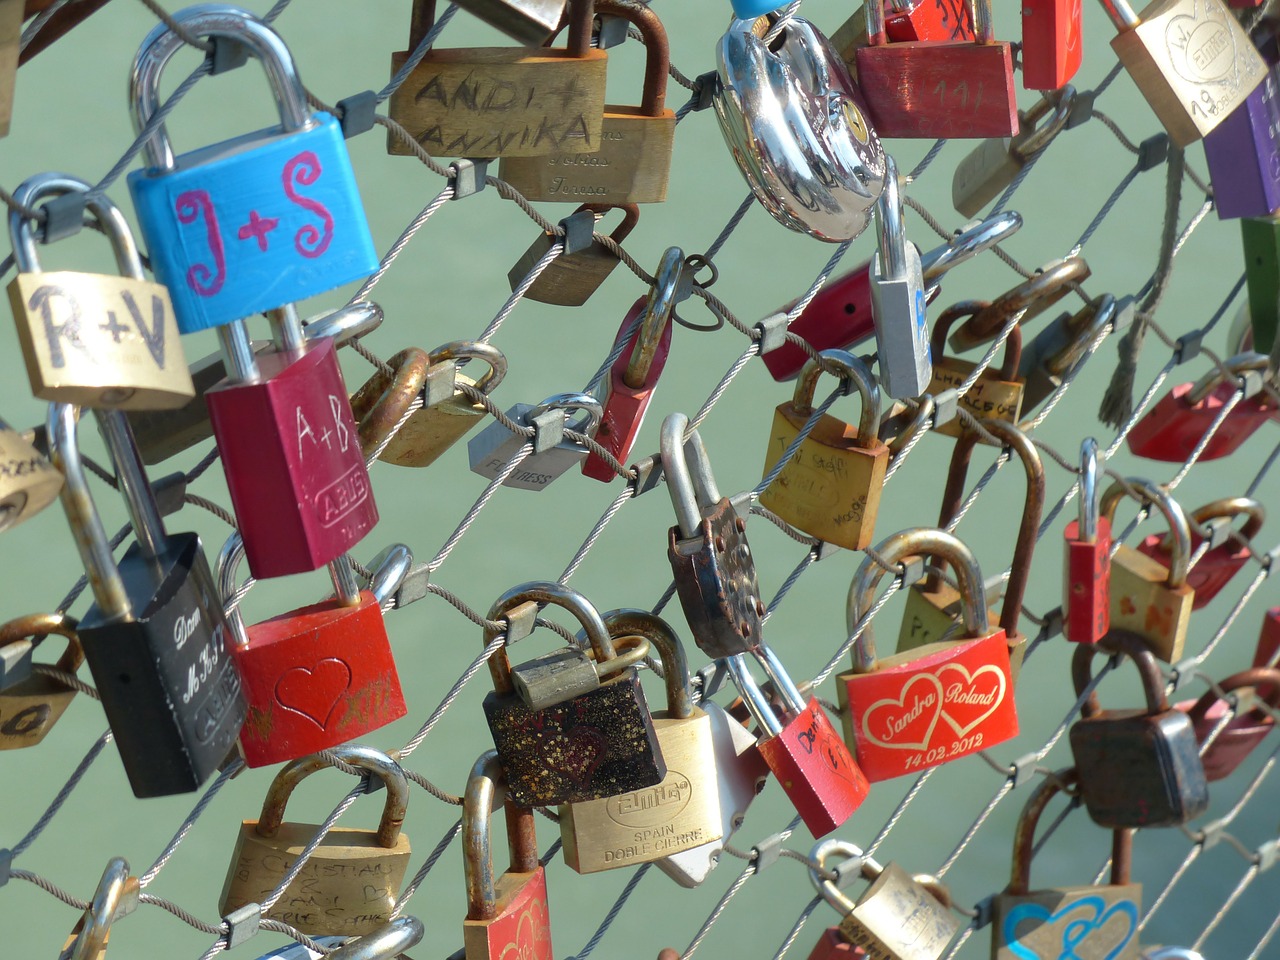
[60,858,139,960]
[926,301,1025,438]
[0,414,63,533]
[0,612,83,749]
[509,203,639,306]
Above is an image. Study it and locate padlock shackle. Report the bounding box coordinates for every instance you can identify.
[96,410,168,562]
[600,609,693,719]
[367,543,414,608]
[1079,437,1100,538]
[865,0,887,45]
[1041,295,1116,379]
[1096,0,1140,31]
[875,156,905,280]
[583,202,641,245]
[932,299,1023,377]
[593,0,668,117]
[1013,86,1076,162]
[1100,478,1192,587]
[847,528,989,671]
[1184,496,1266,545]
[427,340,509,395]
[527,392,604,435]
[791,350,881,443]
[463,750,539,921]
[130,4,312,173]
[1073,628,1170,719]
[8,173,146,279]
[661,412,724,540]
[948,257,1090,352]
[304,301,384,344]
[256,744,410,846]
[268,302,308,357]
[726,641,810,739]
[0,612,84,674]
[324,917,425,960]
[1186,667,1280,726]
[626,247,684,388]
[920,211,1023,286]
[808,838,873,915]
[1184,351,1271,405]
[485,581,616,694]
[352,348,432,460]
[65,857,137,960]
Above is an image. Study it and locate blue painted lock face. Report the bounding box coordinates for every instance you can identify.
[128,113,378,335]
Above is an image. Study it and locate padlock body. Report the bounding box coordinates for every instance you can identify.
[221,822,410,937]
[870,242,932,399]
[0,671,77,749]
[1109,545,1194,662]
[378,369,485,468]
[926,358,1024,438]
[760,263,876,382]
[1242,216,1280,352]
[207,338,378,579]
[1020,0,1083,90]
[559,708,723,873]
[467,401,588,490]
[841,861,962,959]
[8,273,193,409]
[951,135,1020,218]
[79,532,246,798]
[853,41,1018,139]
[0,427,63,532]
[463,865,553,960]
[896,582,1000,654]
[1252,606,1280,669]
[387,46,607,158]
[233,591,406,767]
[508,232,621,306]
[483,669,666,807]
[668,501,765,659]
[757,697,869,838]
[837,630,1017,782]
[1064,517,1112,644]
[499,108,677,204]
[1203,70,1280,219]
[807,928,868,960]
[1137,530,1249,609]
[128,114,377,334]
[1175,696,1273,781]
[1126,380,1275,462]
[993,884,1142,960]
[1110,0,1268,147]
[1069,707,1209,827]
[759,404,889,550]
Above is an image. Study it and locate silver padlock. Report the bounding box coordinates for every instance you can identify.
[870,157,930,400]
[467,392,603,490]
[655,698,769,888]
[453,0,566,45]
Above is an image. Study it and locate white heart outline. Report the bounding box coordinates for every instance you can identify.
[859,671,944,751]
[935,662,1008,738]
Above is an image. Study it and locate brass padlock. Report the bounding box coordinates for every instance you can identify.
[559,609,724,874]
[926,301,1025,438]
[0,612,83,749]
[1099,478,1194,662]
[499,0,676,203]
[387,0,606,159]
[0,0,19,138]
[0,415,64,533]
[220,745,412,937]
[758,349,889,551]
[508,203,639,306]
[60,858,139,960]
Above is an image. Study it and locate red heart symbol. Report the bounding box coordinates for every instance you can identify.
[546,727,607,786]
[860,672,943,751]
[274,658,352,729]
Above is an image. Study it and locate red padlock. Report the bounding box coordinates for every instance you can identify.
[1176,668,1280,780]
[206,309,378,578]
[581,248,678,482]
[1126,353,1277,464]
[728,642,869,838]
[1062,437,1111,644]
[1020,0,1083,90]
[218,532,406,767]
[1252,607,1280,671]
[885,0,975,42]
[1137,497,1265,609]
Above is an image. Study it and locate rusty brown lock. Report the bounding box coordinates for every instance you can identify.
[945,256,1091,352]
[350,347,432,461]
[509,203,641,306]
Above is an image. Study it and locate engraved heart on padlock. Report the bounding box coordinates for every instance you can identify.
[1163,0,1237,87]
[1003,895,1139,960]
[497,896,553,960]
[936,662,1008,738]
[861,672,944,750]
[274,658,352,728]
[543,727,608,785]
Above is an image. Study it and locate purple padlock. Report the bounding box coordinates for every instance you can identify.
[1204,26,1280,220]
[1176,667,1280,781]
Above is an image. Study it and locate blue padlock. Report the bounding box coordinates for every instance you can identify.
[127,5,378,334]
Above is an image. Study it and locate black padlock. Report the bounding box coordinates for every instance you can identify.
[663,412,766,660]
[48,404,245,797]
[1069,629,1208,828]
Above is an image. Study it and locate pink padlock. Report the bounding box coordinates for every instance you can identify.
[1177,668,1280,780]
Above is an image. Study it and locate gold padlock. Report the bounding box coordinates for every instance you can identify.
[499,0,676,203]
[758,349,889,551]
[61,858,139,960]
[0,612,84,749]
[1099,478,1194,663]
[508,203,640,306]
[387,0,607,159]
[0,416,64,533]
[220,745,412,937]
[926,301,1024,439]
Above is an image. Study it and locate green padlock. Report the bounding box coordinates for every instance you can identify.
[1239,216,1280,354]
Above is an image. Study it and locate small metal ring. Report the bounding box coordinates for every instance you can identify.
[684,253,719,289]
[590,634,651,679]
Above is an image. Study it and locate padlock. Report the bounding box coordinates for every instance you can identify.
[1063,437,1112,645]
[993,768,1142,960]
[1176,667,1280,781]
[509,204,639,306]
[468,392,602,489]
[388,0,606,159]
[840,528,1018,782]
[453,0,567,45]
[322,919,425,960]
[0,0,16,138]
[714,13,886,242]
[206,306,378,579]
[482,581,665,806]
[870,160,932,399]
[762,211,1023,382]
[1137,497,1264,609]
[1017,294,1116,414]
[1241,217,1280,352]
[854,0,1018,139]
[582,248,679,482]
[559,609,724,873]
[807,840,961,960]
[49,404,245,797]
[729,643,869,837]
[217,532,407,768]
[1251,605,1280,669]
[832,0,975,59]
[1099,478,1195,662]
[952,88,1075,218]
[663,412,766,659]
[7,172,193,410]
[1022,0,1083,90]
[759,350,889,550]
[220,744,412,937]
[365,341,508,469]
[897,420,1043,677]
[349,347,431,460]
[127,6,378,334]
[462,750,553,960]
[60,858,139,960]
[1126,353,1277,463]
[926,302,1025,438]
[945,256,1092,352]
[1069,629,1210,827]
[1203,24,1280,219]
[0,413,63,532]
[500,0,676,203]
[1098,0,1267,147]
[0,612,83,749]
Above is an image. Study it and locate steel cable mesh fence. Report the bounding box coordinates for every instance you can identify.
[1,0,1279,958]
